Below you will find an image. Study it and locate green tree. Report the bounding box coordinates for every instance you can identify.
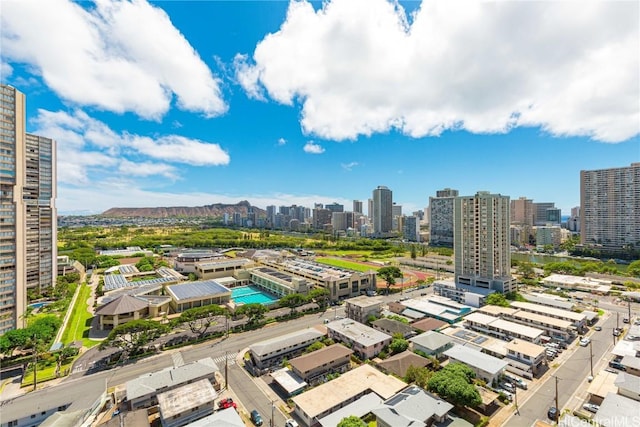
[411,245,417,260]
[309,287,330,309]
[178,305,227,339]
[99,319,168,359]
[377,266,403,295]
[389,337,409,354]
[627,260,640,278]
[485,293,510,307]
[337,416,366,427]
[235,303,268,326]
[304,341,326,353]
[404,364,433,389]
[135,256,155,272]
[427,362,482,407]
[517,262,535,279]
[279,293,307,315]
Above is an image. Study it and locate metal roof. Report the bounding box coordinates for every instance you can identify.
[166,280,231,301]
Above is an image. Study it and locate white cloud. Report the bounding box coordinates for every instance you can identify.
[31,109,230,184]
[303,141,325,154]
[277,137,287,146]
[0,61,12,78]
[236,0,639,143]
[341,162,359,171]
[1,0,227,119]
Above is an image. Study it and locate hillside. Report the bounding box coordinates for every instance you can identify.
[101,200,265,218]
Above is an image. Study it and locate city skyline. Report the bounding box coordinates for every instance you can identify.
[1,0,638,216]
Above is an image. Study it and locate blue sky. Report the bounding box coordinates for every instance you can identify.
[1,0,638,216]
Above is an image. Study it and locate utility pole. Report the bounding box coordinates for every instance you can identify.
[628,299,632,322]
[224,351,228,390]
[589,340,593,377]
[32,335,38,391]
[514,382,519,415]
[271,400,275,427]
[617,311,620,329]
[554,376,559,426]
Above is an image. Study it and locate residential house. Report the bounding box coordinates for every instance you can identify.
[443,344,508,386]
[409,331,454,358]
[325,319,392,360]
[289,344,353,386]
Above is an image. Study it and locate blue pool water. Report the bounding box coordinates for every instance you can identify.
[28,301,52,309]
[231,285,279,305]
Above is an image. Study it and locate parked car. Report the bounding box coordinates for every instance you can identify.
[594,326,602,331]
[217,398,237,410]
[580,337,591,346]
[250,410,263,426]
[513,378,528,390]
[583,403,600,413]
[609,361,626,371]
[285,420,300,427]
[623,317,630,324]
[548,407,559,421]
[502,382,516,393]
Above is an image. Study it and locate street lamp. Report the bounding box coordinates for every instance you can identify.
[271,400,275,427]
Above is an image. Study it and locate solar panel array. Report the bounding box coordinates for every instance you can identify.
[119,265,138,274]
[255,267,295,283]
[104,274,129,290]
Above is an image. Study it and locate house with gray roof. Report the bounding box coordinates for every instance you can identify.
[248,328,325,371]
[126,357,219,410]
[443,344,508,386]
[289,343,353,385]
[95,294,151,330]
[157,379,217,427]
[593,392,639,427]
[410,331,454,357]
[372,318,416,338]
[372,385,454,427]
[376,350,432,378]
[620,355,640,376]
[326,319,392,360]
[166,280,232,312]
[615,372,640,401]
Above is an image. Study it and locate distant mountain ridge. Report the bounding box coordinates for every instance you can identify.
[101,200,265,218]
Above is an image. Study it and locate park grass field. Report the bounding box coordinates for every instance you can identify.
[61,284,99,348]
[314,257,380,272]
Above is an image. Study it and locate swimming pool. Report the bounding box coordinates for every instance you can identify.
[231,285,279,305]
[28,301,52,309]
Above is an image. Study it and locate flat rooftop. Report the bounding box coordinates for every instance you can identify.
[249,329,325,357]
[464,312,544,340]
[444,344,508,375]
[326,319,392,347]
[166,280,231,301]
[505,340,546,358]
[292,364,406,420]
[157,378,217,420]
[510,301,585,322]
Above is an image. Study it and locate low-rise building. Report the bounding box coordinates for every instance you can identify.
[410,331,455,357]
[194,258,254,280]
[510,301,587,331]
[326,319,392,360]
[126,358,219,410]
[157,379,217,427]
[593,392,638,427]
[249,266,309,297]
[345,295,384,323]
[165,280,232,312]
[411,317,448,333]
[615,372,640,402]
[292,364,407,427]
[433,280,495,307]
[375,350,432,378]
[248,329,325,372]
[541,273,612,294]
[443,344,508,386]
[504,340,546,377]
[372,385,454,426]
[270,368,308,397]
[520,293,574,311]
[174,251,223,274]
[620,356,640,377]
[289,344,353,385]
[371,318,416,338]
[464,312,544,344]
[399,295,474,323]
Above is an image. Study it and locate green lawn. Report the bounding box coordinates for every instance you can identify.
[60,284,100,348]
[315,257,380,272]
[21,361,74,387]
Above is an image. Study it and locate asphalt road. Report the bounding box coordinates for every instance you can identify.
[504,300,636,427]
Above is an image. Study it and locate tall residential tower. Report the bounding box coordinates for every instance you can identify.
[372,186,393,236]
[0,85,57,333]
[454,191,514,293]
[429,188,458,247]
[580,163,640,250]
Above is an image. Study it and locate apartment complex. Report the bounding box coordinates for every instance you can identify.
[429,188,458,247]
[580,163,640,250]
[372,186,393,236]
[454,191,515,294]
[0,85,57,333]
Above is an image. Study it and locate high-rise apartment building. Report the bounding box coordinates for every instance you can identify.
[325,202,344,213]
[0,85,57,333]
[533,202,556,225]
[372,186,393,236]
[454,191,514,293]
[403,216,420,242]
[429,188,458,247]
[580,163,640,249]
[510,197,534,225]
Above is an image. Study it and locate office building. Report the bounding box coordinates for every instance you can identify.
[454,191,514,294]
[0,85,57,333]
[429,188,458,247]
[580,163,640,250]
[533,202,555,225]
[325,202,344,213]
[372,186,393,236]
[353,200,363,215]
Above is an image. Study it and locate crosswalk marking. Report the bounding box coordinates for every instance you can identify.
[172,352,185,367]
[212,352,237,367]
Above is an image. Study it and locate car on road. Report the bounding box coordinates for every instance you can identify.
[217,398,237,410]
[250,409,263,426]
[594,326,602,331]
[580,337,591,346]
[623,317,630,323]
[285,420,300,427]
[583,403,600,413]
[609,360,626,371]
[548,407,559,421]
[614,328,622,337]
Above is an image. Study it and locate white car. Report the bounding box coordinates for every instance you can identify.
[285,420,300,427]
[580,337,591,346]
[583,403,599,413]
